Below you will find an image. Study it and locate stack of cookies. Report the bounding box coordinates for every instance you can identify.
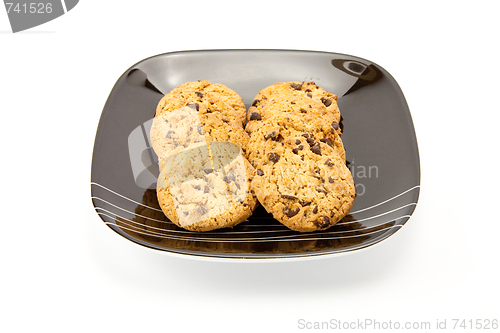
[150,80,355,233]
[150,80,258,231]
[245,81,355,232]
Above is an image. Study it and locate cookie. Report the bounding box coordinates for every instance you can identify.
[250,134,355,232]
[156,80,247,127]
[245,94,342,136]
[150,106,250,159]
[201,112,250,154]
[156,142,257,231]
[247,81,341,126]
[246,113,346,164]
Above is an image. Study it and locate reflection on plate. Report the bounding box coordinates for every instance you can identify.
[90,49,420,259]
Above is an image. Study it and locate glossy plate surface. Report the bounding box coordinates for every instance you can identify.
[91,49,420,259]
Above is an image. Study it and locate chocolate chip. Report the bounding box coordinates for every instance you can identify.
[320,138,333,147]
[302,133,312,139]
[307,81,316,85]
[328,176,335,183]
[330,211,335,218]
[269,152,280,163]
[284,206,300,218]
[197,125,203,135]
[165,130,173,139]
[306,93,312,98]
[264,131,277,141]
[306,137,315,145]
[299,200,311,207]
[314,216,331,228]
[300,108,307,113]
[197,206,207,215]
[291,83,302,90]
[249,112,261,121]
[256,169,264,176]
[292,145,304,154]
[223,174,235,183]
[251,99,260,107]
[331,122,339,130]
[316,188,328,194]
[195,91,204,98]
[324,158,335,167]
[187,103,199,111]
[203,168,213,174]
[311,143,321,155]
[193,185,201,190]
[295,139,301,145]
[183,211,189,216]
[204,185,210,193]
[281,194,297,200]
[313,205,318,214]
[321,97,332,107]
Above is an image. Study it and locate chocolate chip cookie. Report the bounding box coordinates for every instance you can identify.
[156,142,257,231]
[156,80,247,127]
[246,113,346,165]
[152,80,256,231]
[245,94,342,137]
[250,134,355,232]
[247,81,341,127]
[150,106,250,159]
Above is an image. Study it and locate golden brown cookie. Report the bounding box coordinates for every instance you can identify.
[152,81,256,232]
[156,143,257,231]
[250,133,355,232]
[247,81,341,127]
[246,113,346,164]
[156,80,247,127]
[150,106,250,159]
[245,94,342,136]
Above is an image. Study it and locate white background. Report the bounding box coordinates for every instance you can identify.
[1,1,499,332]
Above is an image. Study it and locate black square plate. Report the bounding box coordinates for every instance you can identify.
[91,49,420,260]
